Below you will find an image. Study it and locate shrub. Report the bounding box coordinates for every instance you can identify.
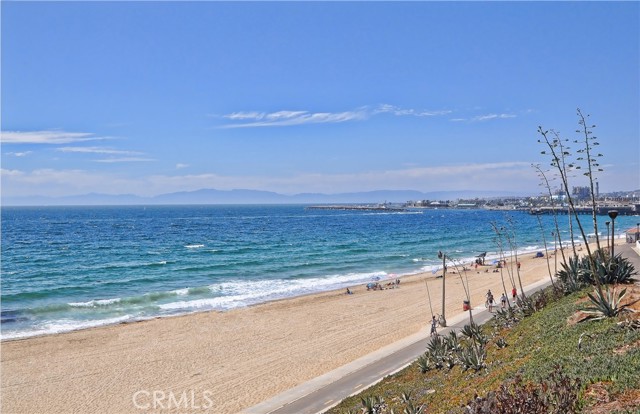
[463,366,581,413]
[494,307,521,329]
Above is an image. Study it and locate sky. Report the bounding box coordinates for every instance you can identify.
[2,1,639,201]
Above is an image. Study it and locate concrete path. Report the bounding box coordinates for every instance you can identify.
[617,241,640,270]
[243,277,552,414]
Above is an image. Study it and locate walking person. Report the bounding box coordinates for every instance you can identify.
[500,293,507,309]
[486,289,494,312]
[511,286,517,301]
[430,315,438,337]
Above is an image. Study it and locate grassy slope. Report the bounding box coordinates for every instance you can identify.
[328,287,640,413]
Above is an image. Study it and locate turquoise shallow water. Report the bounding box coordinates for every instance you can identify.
[1,205,637,339]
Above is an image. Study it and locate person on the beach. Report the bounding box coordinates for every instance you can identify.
[346,288,353,295]
[500,293,507,309]
[430,315,438,336]
[512,286,517,300]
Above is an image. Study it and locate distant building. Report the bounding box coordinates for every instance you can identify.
[572,186,591,200]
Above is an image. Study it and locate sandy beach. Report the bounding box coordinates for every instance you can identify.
[1,248,566,413]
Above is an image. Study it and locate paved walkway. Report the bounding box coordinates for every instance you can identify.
[243,277,552,414]
[617,241,640,270]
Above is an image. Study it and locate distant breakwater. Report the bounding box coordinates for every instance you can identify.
[306,205,409,212]
[529,205,638,216]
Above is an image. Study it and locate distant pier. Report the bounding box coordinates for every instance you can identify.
[306,205,409,212]
[529,205,638,216]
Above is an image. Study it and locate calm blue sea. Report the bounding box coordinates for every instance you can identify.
[2,205,637,339]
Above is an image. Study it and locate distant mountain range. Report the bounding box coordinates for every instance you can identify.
[1,188,527,206]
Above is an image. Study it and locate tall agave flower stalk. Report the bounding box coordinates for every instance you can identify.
[449,257,474,323]
[574,108,605,262]
[538,110,609,306]
[504,215,526,299]
[533,163,569,264]
[490,222,515,309]
[535,213,556,288]
[538,127,598,280]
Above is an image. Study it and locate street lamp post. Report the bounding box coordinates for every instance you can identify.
[608,210,618,257]
[437,250,447,327]
[636,222,639,242]
[605,221,610,252]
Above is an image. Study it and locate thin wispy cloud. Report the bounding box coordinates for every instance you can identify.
[216,104,451,128]
[449,113,517,122]
[374,104,451,117]
[219,109,369,128]
[57,146,142,155]
[176,163,190,170]
[0,130,106,144]
[472,113,516,122]
[94,157,155,163]
[5,151,33,157]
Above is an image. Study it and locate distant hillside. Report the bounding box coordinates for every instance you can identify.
[1,188,524,206]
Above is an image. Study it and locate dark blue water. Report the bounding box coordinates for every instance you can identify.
[2,205,636,339]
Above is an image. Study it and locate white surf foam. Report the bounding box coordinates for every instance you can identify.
[1,315,133,340]
[68,298,122,308]
[158,270,389,313]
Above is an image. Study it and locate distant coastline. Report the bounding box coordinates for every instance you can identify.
[2,187,638,208]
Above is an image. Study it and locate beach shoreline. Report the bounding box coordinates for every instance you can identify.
[1,247,576,413]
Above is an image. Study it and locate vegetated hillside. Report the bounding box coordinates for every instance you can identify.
[329,285,640,414]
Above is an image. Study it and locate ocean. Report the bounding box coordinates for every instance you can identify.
[1,205,637,339]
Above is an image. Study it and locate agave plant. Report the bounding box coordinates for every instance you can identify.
[396,392,426,414]
[416,353,433,373]
[582,285,633,321]
[444,330,462,352]
[361,395,386,414]
[495,337,508,349]
[556,255,589,293]
[426,335,449,369]
[461,322,488,346]
[459,343,487,372]
[494,307,521,328]
[589,254,638,285]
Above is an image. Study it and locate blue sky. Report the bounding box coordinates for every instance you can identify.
[2,1,639,200]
